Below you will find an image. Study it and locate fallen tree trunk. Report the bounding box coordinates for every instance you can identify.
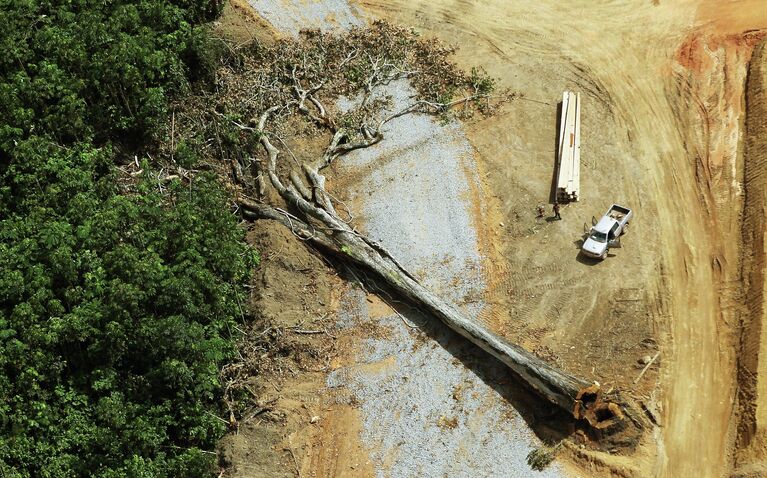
[226,66,642,439]
[172,21,644,449]
[239,198,633,432]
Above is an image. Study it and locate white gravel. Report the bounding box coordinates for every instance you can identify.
[327,311,566,478]
[247,0,365,37]
[330,81,567,477]
[249,2,569,476]
[340,82,486,317]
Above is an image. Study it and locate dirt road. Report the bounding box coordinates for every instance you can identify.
[358,1,765,476]
[235,0,767,476]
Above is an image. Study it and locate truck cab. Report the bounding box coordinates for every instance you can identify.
[581,204,632,260]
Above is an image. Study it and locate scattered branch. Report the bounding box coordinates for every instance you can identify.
[634,352,660,384]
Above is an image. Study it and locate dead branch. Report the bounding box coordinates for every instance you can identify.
[377,93,498,132]
[634,352,660,384]
[290,329,325,335]
[168,21,642,441]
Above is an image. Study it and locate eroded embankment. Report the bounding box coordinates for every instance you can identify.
[662,27,767,478]
[734,37,767,477]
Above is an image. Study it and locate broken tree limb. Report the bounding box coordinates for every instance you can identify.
[634,352,660,385]
[289,169,313,201]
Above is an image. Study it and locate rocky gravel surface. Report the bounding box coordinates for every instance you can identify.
[329,80,566,477]
[247,0,364,37]
[248,2,568,476]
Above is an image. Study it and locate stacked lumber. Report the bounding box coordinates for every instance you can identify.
[557,91,581,202]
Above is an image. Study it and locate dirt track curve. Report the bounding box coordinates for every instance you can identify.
[232,1,767,476]
[358,1,767,476]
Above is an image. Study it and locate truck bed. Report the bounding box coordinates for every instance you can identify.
[606,204,632,226]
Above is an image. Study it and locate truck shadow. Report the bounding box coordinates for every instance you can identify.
[576,252,602,266]
[573,236,598,265]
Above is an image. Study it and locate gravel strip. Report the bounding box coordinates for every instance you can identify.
[340,81,486,317]
[328,310,566,478]
[330,80,566,477]
[247,0,364,37]
[249,2,569,476]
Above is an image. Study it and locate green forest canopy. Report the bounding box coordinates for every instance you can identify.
[0,0,253,476]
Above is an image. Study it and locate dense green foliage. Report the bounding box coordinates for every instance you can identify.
[0,0,220,148]
[0,140,251,476]
[0,0,254,476]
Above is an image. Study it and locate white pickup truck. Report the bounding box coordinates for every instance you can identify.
[581,204,632,260]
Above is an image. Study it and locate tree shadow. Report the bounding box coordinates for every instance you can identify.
[337,264,578,446]
[397,305,575,443]
[548,100,562,205]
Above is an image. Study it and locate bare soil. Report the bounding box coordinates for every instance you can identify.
[217,1,767,477]
[218,221,375,478]
[357,1,767,476]
[213,0,276,44]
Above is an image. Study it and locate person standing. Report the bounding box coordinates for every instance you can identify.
[536,204,545,220]
[553,202,561,220]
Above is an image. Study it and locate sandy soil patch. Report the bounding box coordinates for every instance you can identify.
[224,1,767,477]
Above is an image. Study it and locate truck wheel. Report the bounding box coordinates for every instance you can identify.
[600,251,607,260]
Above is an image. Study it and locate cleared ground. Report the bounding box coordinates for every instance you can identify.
[219,1,767,477]
[357,1,767,476]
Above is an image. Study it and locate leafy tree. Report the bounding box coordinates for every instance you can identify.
[0,0,222,150]
[0,0,258,475]
[0,137,252,476]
